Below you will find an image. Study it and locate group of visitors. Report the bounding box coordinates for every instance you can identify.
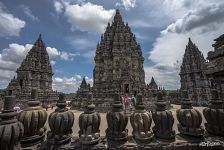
[121,94,136,110]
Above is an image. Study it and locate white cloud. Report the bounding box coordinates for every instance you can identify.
[145,64,180,90]
[52,75,93,93]
[60,51,77,61]
[121,0,136,10]
[46,47,61,57]
[20,4,39,21]
[162,3,224,34]
[46,47,78,61]
[0,2,25,37]
[1,43,32,64]
[50,60,56,66]
[54,1,115,33]
[148,1,224,90]
[54,1,64,14]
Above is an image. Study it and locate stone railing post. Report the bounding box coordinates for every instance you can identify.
[106,93,128,149]
[79,92,101,145]
[0,96,24,150]
[17,89,48,148]
[176,90,204,140]
[203,88,224,136]
[152,92,175,141]
[79,101,101,146]
[130,93,153,142]
[41,93,74,149]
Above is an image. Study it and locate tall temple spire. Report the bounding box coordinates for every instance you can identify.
[6,35,57,104]
[92,8,145,98]
[180,38,210,106]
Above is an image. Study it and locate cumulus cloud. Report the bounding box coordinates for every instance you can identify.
[54,1,64,14]
[20,4,39,21]
[148,1,224,90]
[0,2,25,37]
[54,1,115,33]
[1,43,32,64]
[121,0,136,10]
[162,3,224,34]
[52,75,93,93]
[46,47,77,61]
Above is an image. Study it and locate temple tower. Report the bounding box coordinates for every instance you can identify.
[179,38,211,106]
[6,35,57,106]
[93,9,145,98]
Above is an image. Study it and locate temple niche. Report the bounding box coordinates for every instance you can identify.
[72,9,161,110]
[6,35,58,107]
[179,38,211,106]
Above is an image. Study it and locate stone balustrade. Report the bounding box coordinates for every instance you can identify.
[0,91,224,150]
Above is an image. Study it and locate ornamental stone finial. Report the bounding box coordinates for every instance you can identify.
[106,93,128,142]
[79,101,101,145]
[0,96,24,150]
[130,93,154,142]
[203,88,224,136]
[41,93,74,149]
[177,90,204,138]
[17,89,48,148]
[152,92,175,140]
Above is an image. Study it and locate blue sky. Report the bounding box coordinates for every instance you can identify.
[0,0,224,93]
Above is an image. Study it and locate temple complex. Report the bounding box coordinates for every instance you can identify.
[6,35,58,107]
[179,38,211,106]
[72,10,160,109]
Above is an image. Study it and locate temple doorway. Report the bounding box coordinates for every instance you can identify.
[124,84,129,93]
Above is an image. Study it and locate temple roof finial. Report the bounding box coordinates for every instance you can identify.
[113,9,123,24]
[188,37,195,47]
[38,34,42,40]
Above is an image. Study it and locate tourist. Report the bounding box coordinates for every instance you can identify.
[131,95,136,106]
[122,94,129,110]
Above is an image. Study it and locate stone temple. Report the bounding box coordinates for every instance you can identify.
[206,34,224,102]
[93,10,145,97]
[6,35,58,107]
[179,38,211,106]
[73,10,160,109]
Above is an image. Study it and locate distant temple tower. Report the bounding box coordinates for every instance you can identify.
[6,35,58,106]
[93,9,145,98]
[148,77,158,90]
[76,77,91,99]
[179,38,211,106]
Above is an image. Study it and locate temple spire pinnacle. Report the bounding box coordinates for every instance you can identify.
[113,9,123,24]
[34,34,45,47]
[38,34,42,40]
